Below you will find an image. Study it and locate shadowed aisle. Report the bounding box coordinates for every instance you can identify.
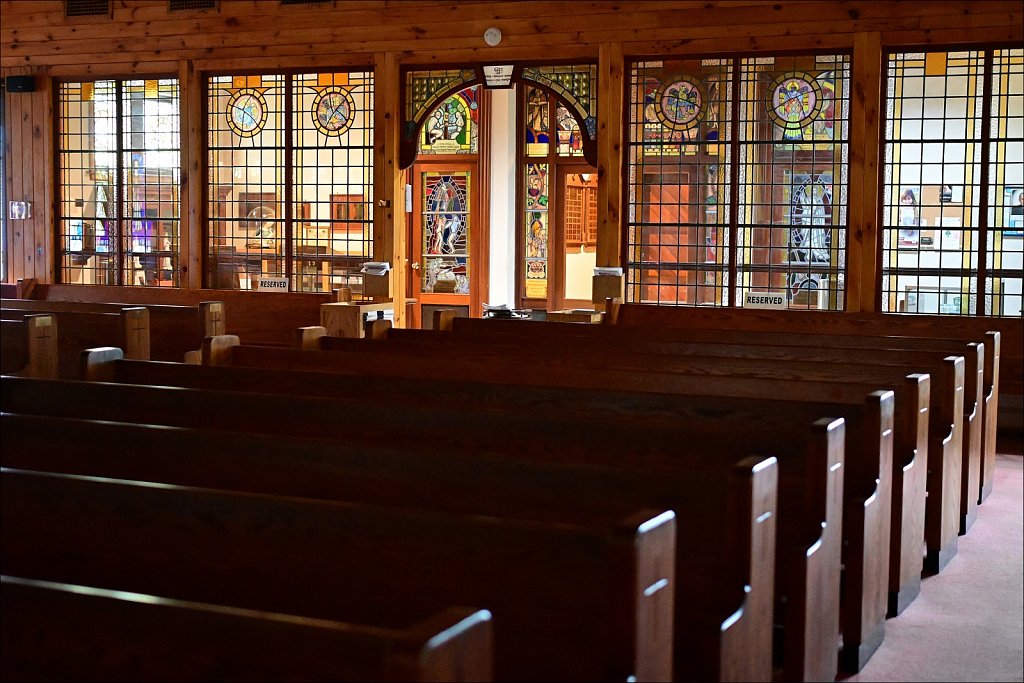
[843,448,1023,683]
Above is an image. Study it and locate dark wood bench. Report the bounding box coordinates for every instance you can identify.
[23,282,341,347]
[372,322,961,617]
[188,334,947,672]
[1,297,224,362]
[67,350,873,679]
[1,575,494,682]
[0,307,149,378]
[1,466,678,682]
[394,317,982,544]
[229,330,955,579]
[440,314,986,528]
[2,377,782,682]
[612,301,1022,498]
[0,315,58,379]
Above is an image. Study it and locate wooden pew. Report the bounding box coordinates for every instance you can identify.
[1,575,494,682]
[0,315,58,379]
[186,335,929,672]
[419,317,981,542]
[1,466,678,683]
[66,352,862,679]
[0,307,148,379]
[24,282,340,347]
[376,322,953,615]
[258,330,956,580]
[1,297,224,362]
[2,378,783,682]
[612,301,1022,502]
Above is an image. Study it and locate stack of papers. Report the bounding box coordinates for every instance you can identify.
[593,267,623,277]
[360,262,391,275]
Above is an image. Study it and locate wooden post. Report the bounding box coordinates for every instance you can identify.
[373,52,405,323]
[848,33,883,312]
[179,59,203,288]
[594,42,626,304]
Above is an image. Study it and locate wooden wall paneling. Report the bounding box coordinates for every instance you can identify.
[4,2,1020,72]
[847,32,883,313]
[179,59,202,288]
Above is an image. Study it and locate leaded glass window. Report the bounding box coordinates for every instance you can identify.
[882,49,1023,317]
[625,54,850,309]
[207,71,373,292]
[58,78,181,286]
[418,86,480,156]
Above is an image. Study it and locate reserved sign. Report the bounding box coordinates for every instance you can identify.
[743,291,787,309]
[255,277,289,291]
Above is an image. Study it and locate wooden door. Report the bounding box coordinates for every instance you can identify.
[553,167,598,310]
[410,163,479,327]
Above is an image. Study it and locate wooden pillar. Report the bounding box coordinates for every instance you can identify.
[372,52,406,326]
[593,42,625,304]
[179,59,203,288]
[848,32,883,312]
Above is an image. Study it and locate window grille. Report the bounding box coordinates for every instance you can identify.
[625,54,850,309]
[207,71,373,293]
[65,0,110,17]
[881,48,1023,317]
[57,79,181,286]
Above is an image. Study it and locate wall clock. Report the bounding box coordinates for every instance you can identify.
[312,87,355,136]
[226,89,267,137]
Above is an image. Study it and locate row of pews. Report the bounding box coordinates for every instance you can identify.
[1,285,1020,681]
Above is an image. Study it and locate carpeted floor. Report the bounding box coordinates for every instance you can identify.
[842,443,1024,682]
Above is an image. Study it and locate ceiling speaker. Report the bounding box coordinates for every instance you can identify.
[6,76,36,93]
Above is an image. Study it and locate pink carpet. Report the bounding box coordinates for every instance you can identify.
[842,447,1024,682]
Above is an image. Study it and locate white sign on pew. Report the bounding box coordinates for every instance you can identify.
[743,291,787,309]
[255,277,289,292]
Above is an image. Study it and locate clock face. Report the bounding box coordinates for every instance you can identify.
[226,89,267,137]
[312,88,355,136]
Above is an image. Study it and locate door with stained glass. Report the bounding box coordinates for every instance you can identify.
[408,86,483,327]
[411,164,477,326]
[519,85,597,311]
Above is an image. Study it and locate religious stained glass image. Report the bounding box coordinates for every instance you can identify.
[556,105,584,156]
[419,87,479,155]
[421,171,471,294]
[654,77,705,131]
[524,163,549,299]
[767,72,824,142]
[311,87,355,136]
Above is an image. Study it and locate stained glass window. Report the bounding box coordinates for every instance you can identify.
[524,163,550,299]
[58,78,181,286]
[418,87,480,156]
[625,54,850,310]
[421,171,471,295]
[207,70,373,293]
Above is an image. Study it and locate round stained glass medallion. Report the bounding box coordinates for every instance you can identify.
[766,72,823,140]
[226,89,267,138]
[654,77,705,131]
[312,87,355,136]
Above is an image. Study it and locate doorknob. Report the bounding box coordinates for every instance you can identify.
[410,262,421,270]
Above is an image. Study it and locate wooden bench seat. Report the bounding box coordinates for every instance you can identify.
[612,301,1022,498]
[0,307,149,378]
[1,466,678,682]
[62,349,879,678]
[2,378,782,682]
[439,315,986,530]
[185,335,940,671]
[385,320,980,545]
[23,282,339,347]
[219,332,958,576]
[0,315,57,379]
[1,575,493,682]
[1,297,224,362]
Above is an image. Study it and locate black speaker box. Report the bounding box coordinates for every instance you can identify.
[5,76,37,93]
